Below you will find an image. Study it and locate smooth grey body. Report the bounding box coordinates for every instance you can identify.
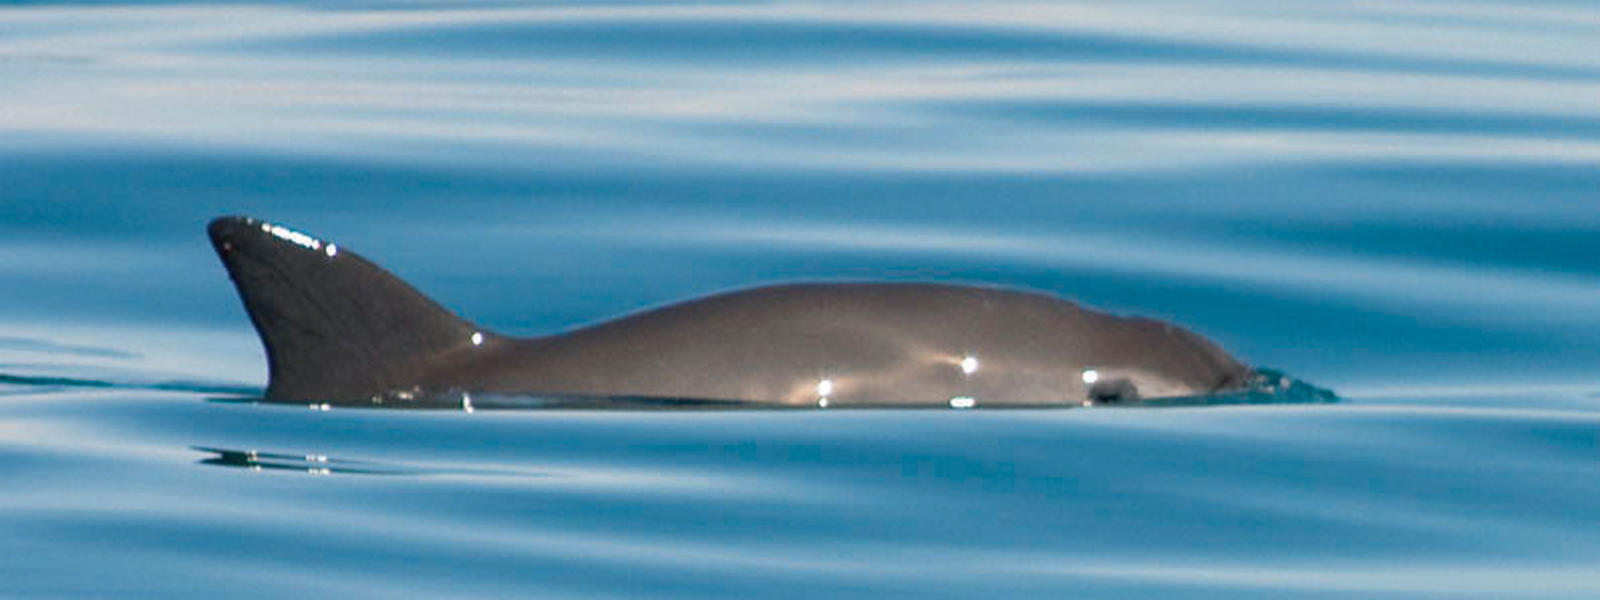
[208,216,1250,407]
[435,285,1246,406]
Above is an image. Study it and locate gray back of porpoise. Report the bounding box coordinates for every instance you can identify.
[209,216,1252,407]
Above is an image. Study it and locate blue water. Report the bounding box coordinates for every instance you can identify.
[5,1,1600,596]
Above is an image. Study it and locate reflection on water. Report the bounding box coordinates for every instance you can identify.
[0,335,140,359]
[5,389,1600,598]
[193,446,410,476]
[0,371,260,397]
[5,0,1600,597]
[9,2,1600,175]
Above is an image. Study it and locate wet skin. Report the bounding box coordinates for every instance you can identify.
[209,216,1251,407]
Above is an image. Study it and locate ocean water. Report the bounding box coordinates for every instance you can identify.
[4,1,1600,597]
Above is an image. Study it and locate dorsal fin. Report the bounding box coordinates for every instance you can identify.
[208,216,489,402]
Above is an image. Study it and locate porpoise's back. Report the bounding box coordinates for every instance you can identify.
[441,284,1251,406]
[210,215,1252,407]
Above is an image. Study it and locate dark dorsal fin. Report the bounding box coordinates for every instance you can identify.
[208,216,489,402]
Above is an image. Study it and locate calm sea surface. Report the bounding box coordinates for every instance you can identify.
[4,1,1600,597]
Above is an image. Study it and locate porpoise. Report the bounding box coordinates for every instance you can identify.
[208,216,1312,409]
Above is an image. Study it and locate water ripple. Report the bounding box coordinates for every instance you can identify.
[7,2,1600,597]
[7,3,1600,173]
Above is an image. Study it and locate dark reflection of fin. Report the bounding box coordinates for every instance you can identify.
[192,446,419,476]
[191,446,543,478]
[0,372,261,396]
